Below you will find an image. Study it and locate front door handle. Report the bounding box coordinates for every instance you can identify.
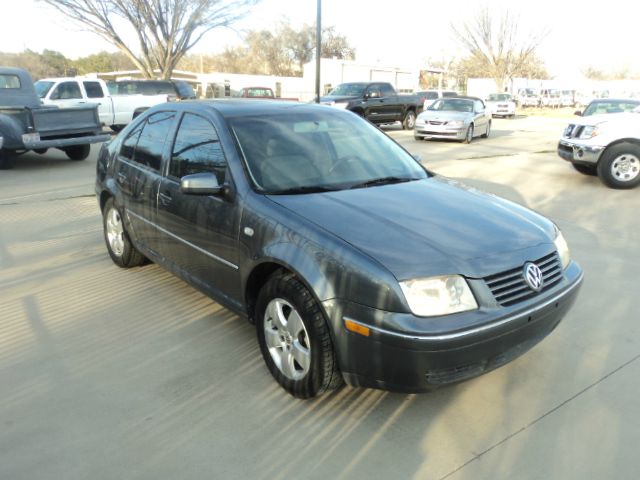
[158,191,173,206]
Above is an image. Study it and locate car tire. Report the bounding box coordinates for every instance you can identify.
[402,110,416,130]
[571,163,597,176]
[0,150,15,170]
[481,121,491,138]
[463,124,474,144]
[102,198,146,268]
[34,148,48,154]
[65,144,91,161]
[597,143,640,189]
[256,271,343,399]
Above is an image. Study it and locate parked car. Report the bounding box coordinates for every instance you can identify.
[516,88,539,107]
[539,89,561,108]
[320,82,422,129]
[558,110,640,188]
[485,93,516,118]
[96,100,582,397]
[35,77,171,132]
[232,86,299,101]
[414,96,491,143]
[576,98,640,117]
[416,89,458,109]
[0,67,109,169]
[111,79,196,100]
[560,90,576,107]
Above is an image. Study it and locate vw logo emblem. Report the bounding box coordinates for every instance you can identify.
[523,263,544,291]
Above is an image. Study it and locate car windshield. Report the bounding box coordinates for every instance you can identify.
[428,99,474,112]
[230,108,428,194]
[34,81,54,98]
[328,83,367,97]
[487,94,510,101]
[583,100,640,116]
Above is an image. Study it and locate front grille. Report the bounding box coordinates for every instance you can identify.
[564,124,584,138]
[427,120,446,125]
[484,252,563,306]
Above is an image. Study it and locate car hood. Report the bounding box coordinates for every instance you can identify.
[267,177,555,280]
[418,111,471,122]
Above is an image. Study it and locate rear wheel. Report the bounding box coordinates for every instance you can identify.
[256,272,343,398]
[64,144,91,161]
[597,143,640,189]
[0,150,15,170]
[102,198,146,268]
[402,110,416,130]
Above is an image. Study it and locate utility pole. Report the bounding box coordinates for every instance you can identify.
[315,0,321,103]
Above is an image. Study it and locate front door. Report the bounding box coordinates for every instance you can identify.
[155,112,242,304]
[47,81,84,109]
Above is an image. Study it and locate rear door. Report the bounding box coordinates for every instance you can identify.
[473,99,488,134]
[364,84,387,122]
[155,112,242,302]
[379,83,402,121]
[113,111,177,253]
[81,80,113,126]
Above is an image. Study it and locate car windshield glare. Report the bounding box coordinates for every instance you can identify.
[429,99,474,113]
[230,109,428,194]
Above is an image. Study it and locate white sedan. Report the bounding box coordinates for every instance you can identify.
[485,93,516,118]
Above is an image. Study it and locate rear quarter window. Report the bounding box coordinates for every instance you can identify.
[0,74,20,89]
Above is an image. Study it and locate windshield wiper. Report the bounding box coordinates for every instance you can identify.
[349,176,417,190]
[268,185,340,195]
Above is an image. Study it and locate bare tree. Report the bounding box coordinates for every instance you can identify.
[40,0,260,79]
[452,6,548,91]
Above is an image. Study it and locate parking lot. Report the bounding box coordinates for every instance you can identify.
[1,115,639,479]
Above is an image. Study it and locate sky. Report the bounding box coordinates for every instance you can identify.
[1,0,638,79]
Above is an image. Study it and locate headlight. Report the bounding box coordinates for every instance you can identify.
[332,102,349,109]
[579,126,598,139]
[448,120,464,127]
[400,275,478,317]
[554,228,571,269]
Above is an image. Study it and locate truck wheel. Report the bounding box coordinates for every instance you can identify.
[571,163,597,176]
[65,144,91,161]
[597,143,640,189]
[256,271,343,398]
[0,150,15,170]
[402,110,416,130]
[102,198,146,268]
[463,125,474,144]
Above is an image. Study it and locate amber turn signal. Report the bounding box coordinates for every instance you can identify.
[344,319,370,337]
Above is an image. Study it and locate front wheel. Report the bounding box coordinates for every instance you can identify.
[256,272,343,398]
[463,124,474,144]
[64,144,91,161]
[597,143,640,189]
[102,198,146,267]
[402,110,416,130]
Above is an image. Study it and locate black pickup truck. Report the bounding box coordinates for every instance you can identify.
[320,82,422,129]
[0,67,110,169]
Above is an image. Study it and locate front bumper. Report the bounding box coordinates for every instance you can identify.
[414,121,466,140]
[323,262,583,393]
[557,139,605,164]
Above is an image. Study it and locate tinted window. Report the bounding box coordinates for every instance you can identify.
[52,82,82,100]
[120,122,144,161]
[423,92,438,99]
[83,81,104,98]
[130,112,176,170]
[170,113,226,184]
[380,84,395,97]
[140,81,174,95]
[0,74,20,89]
[442,91,458,98]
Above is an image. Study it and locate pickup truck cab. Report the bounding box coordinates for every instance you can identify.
[35,77,171,132]
[558,110,640,188]
[0,67,109,169]
[320,82,422,130]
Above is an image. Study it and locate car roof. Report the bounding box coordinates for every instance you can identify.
[161,99,331,118]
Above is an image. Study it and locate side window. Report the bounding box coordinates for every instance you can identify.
[366,86,382,98]
[170,113,226,184]
[124,112,176,170]
[0,74,20,89]
[120,122,144,161]
[83,81,104,99]
[475,100,484,112]
[380,84,395,97]
[51,82,82,100]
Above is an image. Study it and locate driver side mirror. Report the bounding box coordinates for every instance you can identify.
[180,172,225,196]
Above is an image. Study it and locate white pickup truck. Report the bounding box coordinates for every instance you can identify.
[34,77,171,132]
[557,111,640,189]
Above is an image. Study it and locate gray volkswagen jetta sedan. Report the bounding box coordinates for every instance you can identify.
[96,100,583,398]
